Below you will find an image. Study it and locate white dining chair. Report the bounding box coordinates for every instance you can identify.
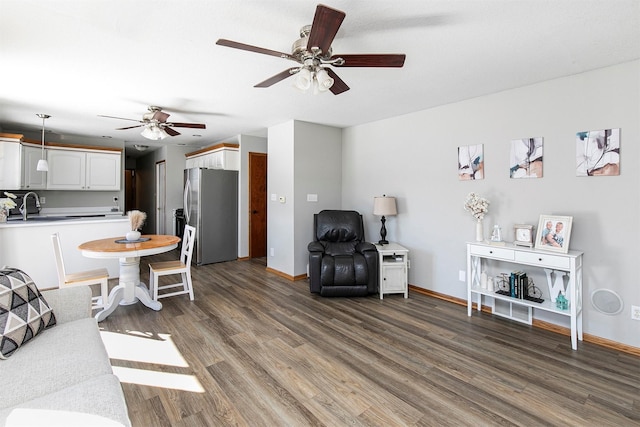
[51,233,109,309]
[149,225,196,301]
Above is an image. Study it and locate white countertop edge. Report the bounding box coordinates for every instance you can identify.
[0,217,129,228]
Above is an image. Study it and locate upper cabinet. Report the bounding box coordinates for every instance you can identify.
[0,137,46,190]
[22,145,47,190]
[185,143,239,170]
[47,149,121,191]
[0,134,122,191]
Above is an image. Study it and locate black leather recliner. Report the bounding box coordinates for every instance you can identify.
[308,210,379,297]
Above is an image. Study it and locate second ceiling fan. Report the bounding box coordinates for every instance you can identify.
[216,4,406,95]
[99,106,206,140]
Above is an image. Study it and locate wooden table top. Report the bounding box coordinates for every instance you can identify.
[79,234,181,253]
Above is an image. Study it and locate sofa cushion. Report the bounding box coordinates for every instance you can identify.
[0,318,113,409]
[0,268,56,359]
[0,374,131,427]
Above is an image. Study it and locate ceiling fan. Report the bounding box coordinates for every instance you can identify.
[216,4,406,95]
[99,106,206,140]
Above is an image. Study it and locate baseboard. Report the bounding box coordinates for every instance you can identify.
[409,285,640,357]
[265,267,307,282]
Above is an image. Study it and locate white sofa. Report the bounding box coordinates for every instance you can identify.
[0,286,131,426]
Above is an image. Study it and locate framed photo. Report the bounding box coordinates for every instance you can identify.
[535,215,573,253]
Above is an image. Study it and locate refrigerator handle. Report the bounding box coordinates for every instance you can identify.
[183,178,191,223]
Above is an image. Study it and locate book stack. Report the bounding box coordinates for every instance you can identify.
[495,271,544,303]
[509,271,528,299]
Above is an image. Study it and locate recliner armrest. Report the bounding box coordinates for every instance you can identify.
[356,242,377,253]
[308,241,325,253]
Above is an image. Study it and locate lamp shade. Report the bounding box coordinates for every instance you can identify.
[141,125,168,140]
[373,196,397,216]
[36,159,49,172]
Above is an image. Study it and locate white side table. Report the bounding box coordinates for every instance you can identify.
[375,242,409,299]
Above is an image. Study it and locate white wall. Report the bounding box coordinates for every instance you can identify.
[238,134,267,258]
[267,120,342,277]
[293,121,342,276]
[341,60,640,348]
[267,121,295,274]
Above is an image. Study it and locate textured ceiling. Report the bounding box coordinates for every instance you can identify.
[0,0,638,156]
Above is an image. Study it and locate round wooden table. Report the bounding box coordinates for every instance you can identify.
[79,234,180,322]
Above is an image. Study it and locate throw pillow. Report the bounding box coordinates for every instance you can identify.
[0,267,56,359]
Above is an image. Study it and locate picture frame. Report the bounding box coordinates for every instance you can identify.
[535,215,573,253]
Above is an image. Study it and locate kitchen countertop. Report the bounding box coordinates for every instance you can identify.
[1,207,127,227]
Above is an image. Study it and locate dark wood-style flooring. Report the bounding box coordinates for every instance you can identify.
[98,251,640,426]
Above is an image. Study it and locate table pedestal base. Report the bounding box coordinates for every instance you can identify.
[95,256,162,322]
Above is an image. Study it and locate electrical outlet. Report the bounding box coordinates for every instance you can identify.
[459,270,466,282]
[270,248,275,257]
[632,305,640,321]
[40,197,46,204]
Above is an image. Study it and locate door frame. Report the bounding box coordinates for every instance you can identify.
[155,160,166,235]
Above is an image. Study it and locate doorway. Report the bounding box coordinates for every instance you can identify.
[249,152,267,259]
[155,160,166,234]
[124,169,136,212]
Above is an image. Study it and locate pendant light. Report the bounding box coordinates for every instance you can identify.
[36,113,50,172]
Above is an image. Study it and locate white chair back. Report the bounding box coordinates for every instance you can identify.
[51,233,67,287]
[181,225,196,266]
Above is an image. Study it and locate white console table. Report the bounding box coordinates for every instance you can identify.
[466,242,583,350]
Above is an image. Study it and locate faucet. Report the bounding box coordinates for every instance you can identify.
[20,192,41,221]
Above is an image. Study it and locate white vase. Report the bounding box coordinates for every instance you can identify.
[475,219,484,242]
[126,230,141,241]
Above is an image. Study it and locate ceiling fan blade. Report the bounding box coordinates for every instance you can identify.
[151,111,170,123]
[254,68,298,88]
[307,5,345,55]
[216,39,294,61]
[98,115,141,123]
[163,127,180,137]
[166,122,206,129]
[115,125,143,130]
[330,54,406,67]
[326,69,350,95]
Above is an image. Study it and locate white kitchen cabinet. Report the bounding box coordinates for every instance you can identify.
[47,149,121,190]
[22,145,47,190]
[185,143,240,170]
[86,152,121,190]
[0,140,46,190]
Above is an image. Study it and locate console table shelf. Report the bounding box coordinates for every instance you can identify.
[466,242,583,350]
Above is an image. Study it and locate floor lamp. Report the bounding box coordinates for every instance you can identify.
[373,195,397,245]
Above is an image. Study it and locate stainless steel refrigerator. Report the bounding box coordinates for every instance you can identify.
[183,168,238,265]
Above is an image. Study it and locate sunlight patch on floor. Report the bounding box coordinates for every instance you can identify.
[112,366,205,393]
[100,331,189,367]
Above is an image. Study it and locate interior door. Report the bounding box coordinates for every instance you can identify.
[155,160,166,234]
[249,152,267,258]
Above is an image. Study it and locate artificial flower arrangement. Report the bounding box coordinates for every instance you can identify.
[463,192,489,220]
[0,192,17,212]
[128,210,147,231]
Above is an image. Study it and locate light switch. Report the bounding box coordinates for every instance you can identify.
[307,194,318,202]
[271,194,277,201]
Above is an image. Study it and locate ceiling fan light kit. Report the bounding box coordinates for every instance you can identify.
[140,124,169,140]
[216,4,405,95]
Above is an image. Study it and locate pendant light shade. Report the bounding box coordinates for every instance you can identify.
[36,114,50,172]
